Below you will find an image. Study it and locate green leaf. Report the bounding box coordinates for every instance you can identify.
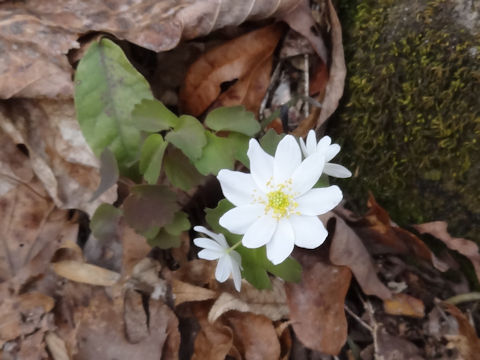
[165,115,206,161]
[259,129,285,156]
[164,211,190,235]
[139,134,168,184]
[194,132,235,175]
[74,38,153,170]
[148,229,181,249]
[90,148,119,201]
[227,132,250,167]
[164,148,204,191]
[123,185,179,233]
[266,257,302,283]
[241,265,272,289]
[132,99,177,132]
[90,203,122,241]
[204,106,261,136]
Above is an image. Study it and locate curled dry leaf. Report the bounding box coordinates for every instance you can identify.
[0,0,308,99]
[208,278,289,323]
[285,248,351,355]
[45,332,70,360]
[0,100,117,215]
[383,293,425,318]
[226,312,281,360]
[171,279,217,307]
[192,302,234,360]
[414,221,480,282]
[353,194,448,272]
[442,303,480,360]
[180,24,284,116]
[326,213,392,300]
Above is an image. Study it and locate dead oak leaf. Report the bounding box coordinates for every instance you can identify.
[285,247,351,355]
[414,221,480,283]
[383,293,425,318]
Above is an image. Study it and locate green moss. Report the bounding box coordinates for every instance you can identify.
[331,0,480,240]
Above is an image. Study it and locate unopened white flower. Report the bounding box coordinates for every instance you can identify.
[193,226,242,291]
[217,135,343,265]
[299,130,352,178]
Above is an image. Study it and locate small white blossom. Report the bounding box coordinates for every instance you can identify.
[217,135,343,265]
[193,226,242,291]
[299,130,352,178]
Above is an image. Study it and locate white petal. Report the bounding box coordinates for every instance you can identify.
[215,256,231,282]
[273,135,302,184]
[296,186,343,215]
[299,137,309,158]
[291,152,325,196]
[266,218,295,265]
[306,130,318,156]
[247,139,273,192]
[194,226,222,241]
[217,169,257,206]
[194,237,226,252]
[290,215,328,249]
[230,251,242,291]
[219,204,264,235]
[242,215,277,248]
[197,248,223,260]
[323,163,352,178]
[325,144,341,162]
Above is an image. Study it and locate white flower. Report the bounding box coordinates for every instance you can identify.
[193,226,242,291]
[217,135,343,265]
[299,130,352,178]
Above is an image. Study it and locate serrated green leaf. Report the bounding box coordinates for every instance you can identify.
[148,229,182,249]
[132,99,177,132]
[165,115,206,160]
[164,148,204,191]
[259,129,285,156]
[165,211,190,235]
[204,106,260,136]
[90,203,122,240]
[123,185,179,233]
[194,132,235,175]
[74,38,153,170]
[139,134,168,184]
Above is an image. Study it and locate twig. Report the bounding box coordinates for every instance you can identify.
[344,304,373,332]
[445,292,480,305]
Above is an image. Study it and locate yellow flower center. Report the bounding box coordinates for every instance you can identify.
[267,190,291,218]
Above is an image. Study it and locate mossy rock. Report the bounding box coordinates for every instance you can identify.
[330,0,480,240]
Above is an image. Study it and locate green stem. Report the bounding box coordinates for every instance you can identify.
[227,239,242,254]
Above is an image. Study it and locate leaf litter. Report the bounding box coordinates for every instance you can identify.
[1,0,479,358]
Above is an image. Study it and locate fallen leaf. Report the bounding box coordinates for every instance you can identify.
[208,279,289,323]
[1,0,309,99]
[45,332,70,360]
[285,247,351,355]
[373,325,423,360]
[171,279,217,306]
[0,99,117,215]
[353,194,448,272]
[51,260,121,286]
[442,303,480,360]
[327,214,392,300]
[414,221,480,282]
[383,293,425,318]
[180,24,284,116]
[192,302,234,360]
[227,311,281,360]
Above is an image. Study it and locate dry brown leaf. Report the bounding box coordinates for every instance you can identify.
[373,325,424,360]
[0,100,117,215]
[226,311,281,360]
[208,278,289,323]
[171,279,217,306]
[285,248,351,355]
[353,194,448,272]
[45,332,70,360]
[51,260,121,286]
[0,0,307,99]
[414,221,480,282]
[73,287,179,360]
[192,302,234,360]
[442,303,480,360]
[327,213,392,300]
[383,293,425,318]
[180,24,284,116]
